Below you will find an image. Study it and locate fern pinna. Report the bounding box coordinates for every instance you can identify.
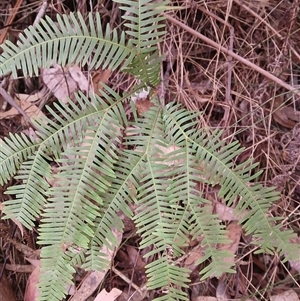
[0,1,298,300]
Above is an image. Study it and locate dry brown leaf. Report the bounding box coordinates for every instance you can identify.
[42,64,77,103]
[135,99,154,115]
[68,66,89,92]
[273,96,300,129]
[214,202,249,221]
[270,289,299,301]
[92,69,112,95]
[0,98,45,124]
[94,288,122,301]
[192,297,217,301]
[184,245,205,269]
[42,64,89,103]
[217,222,242,265]
[126,246,145,270]
[214,203,238,221]
[117,287,146,301]
[273,106,300,129]
[15,92,43,103]
[24,262,40,301]
[288,237,300,273]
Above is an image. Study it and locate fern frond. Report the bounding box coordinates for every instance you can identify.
[146,257,190,301]
[0,0,297,299]
[115,0,168,85]
[116,0,168,51]
[123,104,191,298]
[0,133,38,185]
[83,149,142,270]
[160,109,235,278]
[124,51,164,86]
[1,89,126,231]
[38,246,76,301]
[33,88,125,156]
[3,155,50,229]
[0,12,134,77]
[36,93,129,299]
[163,102,298,268]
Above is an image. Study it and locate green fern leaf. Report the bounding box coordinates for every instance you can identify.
[0,133,38,186]
[3,155,50,229]
[0,12,134,77]
[38,246,76,301]
[116,0,168,51]
[163,102,298,273]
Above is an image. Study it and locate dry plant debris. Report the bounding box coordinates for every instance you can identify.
[0,0,300,300]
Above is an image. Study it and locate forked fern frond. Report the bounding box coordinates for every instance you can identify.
[0,9,164,87]
[0,13,133,78]
[116,0,168,51]
[163,103,298,265]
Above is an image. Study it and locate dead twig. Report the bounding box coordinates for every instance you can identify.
[164,13,300,98]
[0,85,36,129]
[0,0,23,45]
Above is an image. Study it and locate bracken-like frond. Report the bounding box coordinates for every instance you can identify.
[38,246,76,301]
[0,13,134,78]
[0,133,39,186]
[2,89,126,231]
[122,103,192,299]
[3,155,50,229]
[0,7,165,88]
[83,149,141,270]
[115,0,167,85]
[115,0,168,51]
[163,102,298,272]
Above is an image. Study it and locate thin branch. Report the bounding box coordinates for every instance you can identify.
[164,14,300,97]
[0,86,36,129]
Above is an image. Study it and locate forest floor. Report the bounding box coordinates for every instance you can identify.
[0,0,299,300]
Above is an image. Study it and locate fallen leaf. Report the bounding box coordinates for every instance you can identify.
[270,289,299,301]
[24,263,40,301]
[192,297,217,301]
[92,69,112,95]
[126,246,145,270]
[214,202,237,221]
[0,98,45,124]
[217,222,242,265]
[15,92,44,103]
[135,99,154,115]
[25,258,40,267]
[214,202,249,221]
[42,64,89,103]
[184,245,205,269]
[94,288,122,301]
[272,96,300,129]
[68,65,89,92]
